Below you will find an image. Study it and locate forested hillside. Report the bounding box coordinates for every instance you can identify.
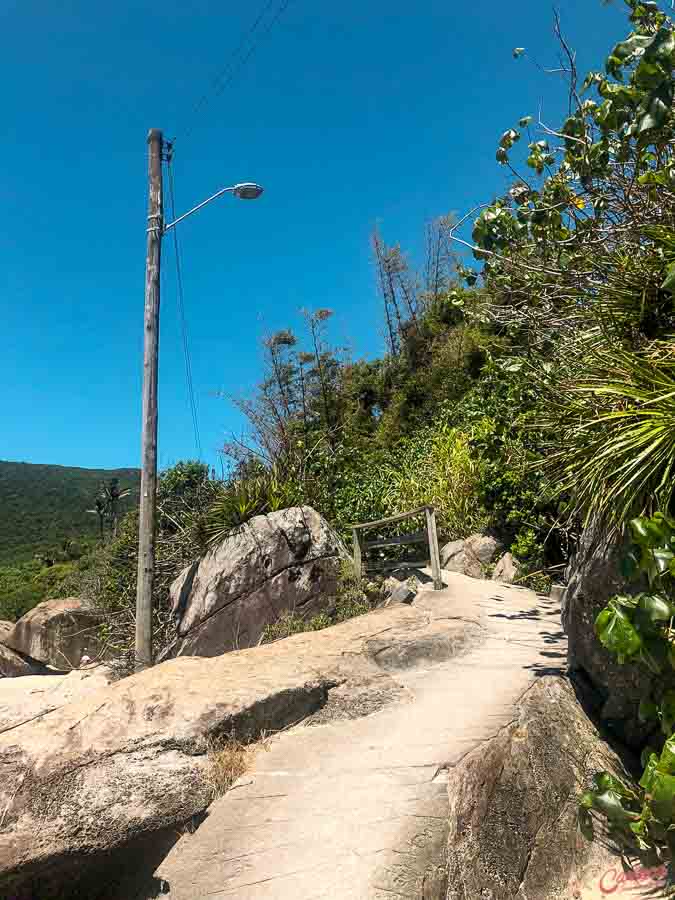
[0,461,139,563]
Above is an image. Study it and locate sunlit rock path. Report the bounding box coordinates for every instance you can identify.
[156,571,565,899]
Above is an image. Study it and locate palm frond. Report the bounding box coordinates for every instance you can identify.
[540,348,675,525]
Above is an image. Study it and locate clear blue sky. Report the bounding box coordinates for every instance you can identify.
[1,0,630,472]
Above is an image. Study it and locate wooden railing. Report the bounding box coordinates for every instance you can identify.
[351,505,443,591]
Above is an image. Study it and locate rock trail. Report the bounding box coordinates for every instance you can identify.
[155,573,566,900]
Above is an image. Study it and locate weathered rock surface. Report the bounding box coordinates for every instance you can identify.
[492,551,520,583]
[440,533,500,578]
[168,506,349,658]
[465,532,500,565]
[5,597,103,669]
[0,581,481,900]
[0,643,51,679]
[3,570,627,900]
[445,676,635,900]
[564,522,654,747]
[386,582,416,605]
[381,569,427,602]
[0,621,13,644]
[0,665,114,730]
[439,538,465,570]
[152,578,566,900]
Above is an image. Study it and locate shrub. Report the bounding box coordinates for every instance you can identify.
[205,465,301,545]
[382,425,488,540]
[0,559,83,622]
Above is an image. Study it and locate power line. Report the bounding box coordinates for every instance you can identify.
[174,0,292,142]
[166,154,203,460]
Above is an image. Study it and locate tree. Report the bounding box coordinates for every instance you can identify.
[454,0,675,525]
[87,495,108,544]
[102,478,131,537]
[87,479,132,543]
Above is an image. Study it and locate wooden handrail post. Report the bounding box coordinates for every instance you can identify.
[352,527,362,578]
[425,507,443,591]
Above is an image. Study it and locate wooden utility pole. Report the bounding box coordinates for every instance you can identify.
[135,128,163,670]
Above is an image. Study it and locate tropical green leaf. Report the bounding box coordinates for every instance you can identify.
[631,516,667,546]
[653,549,675,574]
[593,772,637,800]
[641,752,659,789]
[637,81,674,134]
[660,737,675,775]
[650,772,675,825]
[637,593,672,624]
[596,605,643,660]
[621,549,641,579]
[580,791,596,809]
[592,790,633,822]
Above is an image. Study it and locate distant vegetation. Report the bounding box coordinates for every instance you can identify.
[0,461,138,563]
[0,462,138,621]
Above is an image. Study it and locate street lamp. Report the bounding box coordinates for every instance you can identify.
[233,182,264,200]
[136,128,264,671]
[163,182,264,232]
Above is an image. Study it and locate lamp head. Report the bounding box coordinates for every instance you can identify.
[233,182,264,200]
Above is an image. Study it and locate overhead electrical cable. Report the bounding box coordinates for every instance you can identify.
[166,156,203,460]
[173,0,292,142]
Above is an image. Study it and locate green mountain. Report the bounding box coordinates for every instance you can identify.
[0,460,140,564]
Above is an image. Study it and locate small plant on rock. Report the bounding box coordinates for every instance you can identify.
[204,733,250,799]
[260,559,374,644]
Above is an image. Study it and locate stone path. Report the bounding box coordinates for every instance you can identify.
[155,572,566,899]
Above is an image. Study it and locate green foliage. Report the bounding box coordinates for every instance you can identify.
[260,611,332,644]
[0,554,91,622]
[205,464,302,545]
[540,346,675,525]
[465,0,675,530]
[583,514,675,859]
[0,561,44,621]
[31,562,78,597]
[380,425,487,540]
[0,460,138,564]
[333,558,371,621]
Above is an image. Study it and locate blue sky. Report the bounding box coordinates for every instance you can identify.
[1,0,630,471]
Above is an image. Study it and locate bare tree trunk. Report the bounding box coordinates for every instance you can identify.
[372,229,400,355]
[308,314,333,443]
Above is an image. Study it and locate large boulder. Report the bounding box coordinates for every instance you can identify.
[440,539,466,571]
[168,506,349,658]
[5,597,103,670]
[440,533,500,578]
[0,621,13,644]
[0,665,114,730]
[0,643,51,679]
[0,591,479,899]
[492,551,520,584]
[445,676,637,899]
[564,522,654,748]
